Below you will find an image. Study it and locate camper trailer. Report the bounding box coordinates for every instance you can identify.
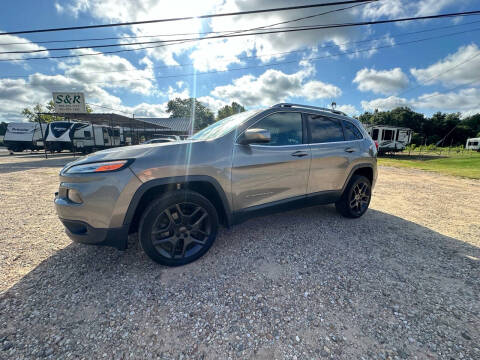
[365,125,412,154]
[466,137,480,151]
[44,121,84,152]
[72,124,123,153]
[4,122,46,152]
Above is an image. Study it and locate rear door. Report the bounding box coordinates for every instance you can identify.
[306,114,352,193]
[231,111,311,210]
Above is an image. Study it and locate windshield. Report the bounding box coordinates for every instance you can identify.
[190,110,260,141]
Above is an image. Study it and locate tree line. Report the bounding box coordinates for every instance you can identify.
[7,98,479,147]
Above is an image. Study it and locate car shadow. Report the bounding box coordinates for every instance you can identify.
[1,207,479,359]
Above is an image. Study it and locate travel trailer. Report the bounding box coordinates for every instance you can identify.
[466,137,480,151]
[44,121,84,152]
[3,122,46,152]
[72,124,123,153]
[364,125,412,154]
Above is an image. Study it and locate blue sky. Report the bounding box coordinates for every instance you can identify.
[0,0,479,122]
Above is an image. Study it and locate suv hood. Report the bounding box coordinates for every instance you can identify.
[64,140,195,167]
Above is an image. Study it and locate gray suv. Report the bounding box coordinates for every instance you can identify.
[55,103,377,266]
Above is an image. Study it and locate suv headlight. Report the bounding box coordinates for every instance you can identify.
[64,160,132,174]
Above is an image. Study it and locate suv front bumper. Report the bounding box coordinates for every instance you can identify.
[59,218,128,250]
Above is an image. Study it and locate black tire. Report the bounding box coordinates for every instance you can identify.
[139,190,219,266]
[335,175,372,218]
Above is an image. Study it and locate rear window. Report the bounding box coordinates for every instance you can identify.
[372,129,379,140]
[343,120,363,141]
[307,115,344,143]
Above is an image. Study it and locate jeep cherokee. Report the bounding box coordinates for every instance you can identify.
[55,103,377,266]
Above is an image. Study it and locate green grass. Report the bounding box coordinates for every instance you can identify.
[378,152,480,179]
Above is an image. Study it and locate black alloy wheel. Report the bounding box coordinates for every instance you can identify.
[335,175,372,218]
[139,190,218,266]
[151,202,211,260]
[348,180,371,217]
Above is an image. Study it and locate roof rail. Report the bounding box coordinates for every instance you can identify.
[272,103,347,116]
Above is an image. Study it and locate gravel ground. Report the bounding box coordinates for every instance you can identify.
[1,154,479,359]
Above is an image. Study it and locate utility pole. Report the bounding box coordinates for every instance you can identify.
[37,113,48,159]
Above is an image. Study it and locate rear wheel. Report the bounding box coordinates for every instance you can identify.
[139,190,218,266]
[335,175,372,218]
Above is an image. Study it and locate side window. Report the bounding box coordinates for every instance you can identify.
[252,112,303,146]
[343,120,363,141]
[372,129,379,140]
[308,115,344,143]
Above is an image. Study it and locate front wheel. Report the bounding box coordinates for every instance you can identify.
[139,190,218,266]
[335,175,372,218]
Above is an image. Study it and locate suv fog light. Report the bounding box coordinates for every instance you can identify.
[67,189,83,204]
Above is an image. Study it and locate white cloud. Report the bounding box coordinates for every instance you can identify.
[410,44,480,87]
[57,49,155,95]
[361,96,410,112]
[362,0,461,19]
[0,32,49,61]
[414,0,467,17]
[336,104,360,116]
[360,87,480,116]
[354,67,409,95]
[414,88,480,113]
[57,0,221,66]
[58,0,402,72]
[197,96,228,114]
[210,65,341,107]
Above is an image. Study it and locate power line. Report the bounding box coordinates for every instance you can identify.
[4,19,480,80]
[0,1,376,36]
[0,2,373,55]
[0,2,369,46]
[2,10,479,61]
[16,26,480,88]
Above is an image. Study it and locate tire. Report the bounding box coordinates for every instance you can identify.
[139,190,219,266]
[335,175,372,218]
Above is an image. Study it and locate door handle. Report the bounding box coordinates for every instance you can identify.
[291,150,308,157]
[344,147,356,153]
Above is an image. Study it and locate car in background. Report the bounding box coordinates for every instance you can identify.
[142,138,177,144]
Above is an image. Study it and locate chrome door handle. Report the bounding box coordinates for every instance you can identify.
[291,150,308,157]
[344,147,356,153]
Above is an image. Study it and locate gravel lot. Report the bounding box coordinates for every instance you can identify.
[1,154,479,359]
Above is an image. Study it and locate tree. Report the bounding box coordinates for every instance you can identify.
[0,122,7,136]
[166,97,215,130]
[22,100,93,123]
[216,102,246,121]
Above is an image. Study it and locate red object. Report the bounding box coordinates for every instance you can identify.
[374,141,379,150]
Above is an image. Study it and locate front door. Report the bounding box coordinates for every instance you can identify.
[231,111,311,211]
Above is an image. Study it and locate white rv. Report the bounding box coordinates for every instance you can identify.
[466,137,480,151]
[4,122,46,152]
[364,125,412,154]
[44,121,84,152]
[72,124,123,153]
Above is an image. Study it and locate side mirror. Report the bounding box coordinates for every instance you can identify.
[238,128,271,145]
